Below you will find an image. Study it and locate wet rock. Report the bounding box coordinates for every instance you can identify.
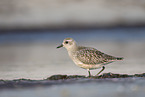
[47,75,86,80]
[134,73,145,77]
[48,75,67,80]
[47,73,145,80]
[95,73,131,78]
[67,75,86,79]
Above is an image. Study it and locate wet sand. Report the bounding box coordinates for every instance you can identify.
[0,27,145,80]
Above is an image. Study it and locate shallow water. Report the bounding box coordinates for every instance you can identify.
[0,27,145,80]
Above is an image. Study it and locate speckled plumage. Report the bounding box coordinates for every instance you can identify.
[76,47,117,65]
[57,38,123,76]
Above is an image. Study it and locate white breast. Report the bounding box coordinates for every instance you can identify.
[68,51,102,70]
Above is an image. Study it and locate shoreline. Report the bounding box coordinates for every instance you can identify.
[0,73,145,89]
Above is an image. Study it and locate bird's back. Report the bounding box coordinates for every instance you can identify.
[75,46,123,65]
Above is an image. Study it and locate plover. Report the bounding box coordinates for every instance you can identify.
[57,38,123,77]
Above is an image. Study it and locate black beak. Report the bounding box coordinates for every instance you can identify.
[57,44,63,48]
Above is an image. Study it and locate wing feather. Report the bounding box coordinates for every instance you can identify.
[76,47,116,65]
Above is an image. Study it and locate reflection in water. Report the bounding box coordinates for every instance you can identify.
[0,27,145,80]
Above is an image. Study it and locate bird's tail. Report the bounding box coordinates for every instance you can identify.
[116,57,124,60]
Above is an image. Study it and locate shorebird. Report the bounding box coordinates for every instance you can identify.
[57,38,123,77]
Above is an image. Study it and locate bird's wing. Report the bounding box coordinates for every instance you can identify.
[76,47,116,65]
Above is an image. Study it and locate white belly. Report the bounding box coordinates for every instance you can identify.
[68,51,102,70]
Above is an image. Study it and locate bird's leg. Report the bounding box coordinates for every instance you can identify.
[96,66,105,76]
[87,69,91,77]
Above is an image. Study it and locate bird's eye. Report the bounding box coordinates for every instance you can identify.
[65,41,68,44]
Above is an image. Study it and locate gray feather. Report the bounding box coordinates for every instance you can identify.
[76,47,117,65]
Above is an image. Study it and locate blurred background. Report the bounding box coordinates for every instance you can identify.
[0,0,145,30]
[0,0,145,80]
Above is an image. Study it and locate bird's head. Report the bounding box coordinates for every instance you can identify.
[57,38,77,51]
